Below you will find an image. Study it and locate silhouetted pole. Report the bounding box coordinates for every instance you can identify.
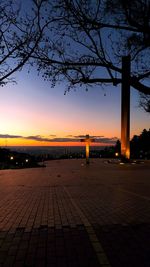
[81,134,95,164]
[121,56,130,160]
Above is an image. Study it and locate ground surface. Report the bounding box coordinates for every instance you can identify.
[0,159,150,267]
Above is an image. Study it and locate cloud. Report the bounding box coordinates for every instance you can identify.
[25,135,52,142]
[74,135,104,139]
[52,138,79,142]
[95,137,118,144]
[75,135,118,144]
[0,133,118,144]
[0,134,78,143]
[0,134,22,139]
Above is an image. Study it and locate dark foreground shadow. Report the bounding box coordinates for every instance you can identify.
[95,223,150,267]
[0,225,99,267]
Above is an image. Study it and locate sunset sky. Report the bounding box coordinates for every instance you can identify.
[0,0,149,147]
[0,67,149,147]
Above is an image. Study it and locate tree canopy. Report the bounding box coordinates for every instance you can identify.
[33,0,149,94]
[0,0,150,110]
[114,128,150,158]
[0,0,54,86]
[130,128,150,158]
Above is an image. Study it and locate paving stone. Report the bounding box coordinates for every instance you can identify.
[0,159,149,266]
[2,255,15,267]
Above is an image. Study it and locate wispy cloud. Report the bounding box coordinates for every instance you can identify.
[25,135,52,142]
[73,135,118,144]
[95,137,118,144]
[0,134,78,142]
[49,138,79,142]
[74,135,104,139]
[0,134,118,144]
[0,134,22,139]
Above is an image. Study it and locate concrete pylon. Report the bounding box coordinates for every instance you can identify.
[121,56,130,160]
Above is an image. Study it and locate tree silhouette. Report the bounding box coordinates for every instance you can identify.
[0,0,149,111]
[104,0,150,111]
[139,94,150,112]
[114,140,121,154]
[114,129,150,159]
[130,129,150,158]
[32,0,149,110]
[0,0,54,86]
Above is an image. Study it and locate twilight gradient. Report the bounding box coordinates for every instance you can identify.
[0,68,149,147]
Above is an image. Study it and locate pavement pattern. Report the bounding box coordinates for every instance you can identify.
[0,159,150,267]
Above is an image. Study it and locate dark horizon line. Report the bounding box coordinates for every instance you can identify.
[1,144,114,148]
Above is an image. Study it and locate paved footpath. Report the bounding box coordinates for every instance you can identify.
[0,159,150,267]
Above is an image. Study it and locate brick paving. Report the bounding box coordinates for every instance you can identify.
[0,159,150,266]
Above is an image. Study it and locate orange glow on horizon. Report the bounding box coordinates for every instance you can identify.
[0,138,113,147]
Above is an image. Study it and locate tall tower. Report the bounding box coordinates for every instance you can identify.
[121,56,130,159]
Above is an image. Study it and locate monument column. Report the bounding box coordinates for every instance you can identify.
[81,134,95,164]
[85,141,90,164]
[121,56,130,159]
